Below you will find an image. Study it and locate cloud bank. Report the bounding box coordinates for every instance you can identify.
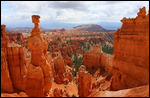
[1,1,149,28]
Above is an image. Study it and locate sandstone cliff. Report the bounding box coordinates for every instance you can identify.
[111,7,149,90]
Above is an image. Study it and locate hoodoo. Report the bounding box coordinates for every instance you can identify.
[26,15,52,97]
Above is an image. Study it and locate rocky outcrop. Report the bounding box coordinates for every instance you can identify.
[1,25,27,93]
[50,44,82,58]
[53,55,73,85]
[70,39,87,46]
[81,45,102,74]
[1,25,9,48]
[53,88,70,97]
[111,7,149,90]
[78,65,92,97]
[6,32,25,44]
[7,45,27,91]
[1,25,13,93]
[1,92,28,97]
[1,49,14,93]
[26,15,52,97]
[64,57,73,67]
[101,53,114,74]
[89,85,149,97]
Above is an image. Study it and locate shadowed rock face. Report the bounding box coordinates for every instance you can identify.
[111,7,149,91]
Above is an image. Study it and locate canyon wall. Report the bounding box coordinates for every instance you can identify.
[111,7,149,90]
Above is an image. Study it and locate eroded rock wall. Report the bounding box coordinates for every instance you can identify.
[111,7,149,90]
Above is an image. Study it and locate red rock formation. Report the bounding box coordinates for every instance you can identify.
[53,88,70,97]
[111,7,149,90]
[81,45,102,74]
[78,65,92,97]
[1,49,13,93]
[1,25,27,93]
[101,53,114,74]
[70,39,87,46]
[60,28,66,32]
[6,32,25,44]
[1,25,9,47]
[88,85,149,97]
[48,40,82,58]
[26,15,52,97]
[53,54,73,85]
[1,92,28,97]
[7,46,27,91]
[64,57,73,67]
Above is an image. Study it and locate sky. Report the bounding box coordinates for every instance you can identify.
[1,1,149,29]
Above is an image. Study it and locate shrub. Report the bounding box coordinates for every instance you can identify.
[72,94,76,97]
[72,54,84,77]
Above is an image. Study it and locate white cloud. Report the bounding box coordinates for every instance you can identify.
[1,1,149,26]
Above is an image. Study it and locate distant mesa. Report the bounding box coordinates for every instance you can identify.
[68,24,114,32]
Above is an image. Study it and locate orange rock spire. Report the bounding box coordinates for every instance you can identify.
[26,15,52,97]
[1,25,9,47]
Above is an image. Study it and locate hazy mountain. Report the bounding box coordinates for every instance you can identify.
[41,21,122,30]
[96,21,122,30]
[5,21,122,33]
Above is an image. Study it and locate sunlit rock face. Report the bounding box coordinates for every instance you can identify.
[111,7,149,91]
[6,32,25,44]
[53,53,73,85]
[1,25,9,48]
[7,46,27,91]
[81,45,114,75]
[1,25,27,93]
[1,92,28,97]
[1,50,14,93]
[81,45,102,74]
[78,65,92,97]
[26,15,52,97]
[1,25,13,93]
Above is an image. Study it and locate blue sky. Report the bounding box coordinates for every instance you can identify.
[1,1,149,29]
